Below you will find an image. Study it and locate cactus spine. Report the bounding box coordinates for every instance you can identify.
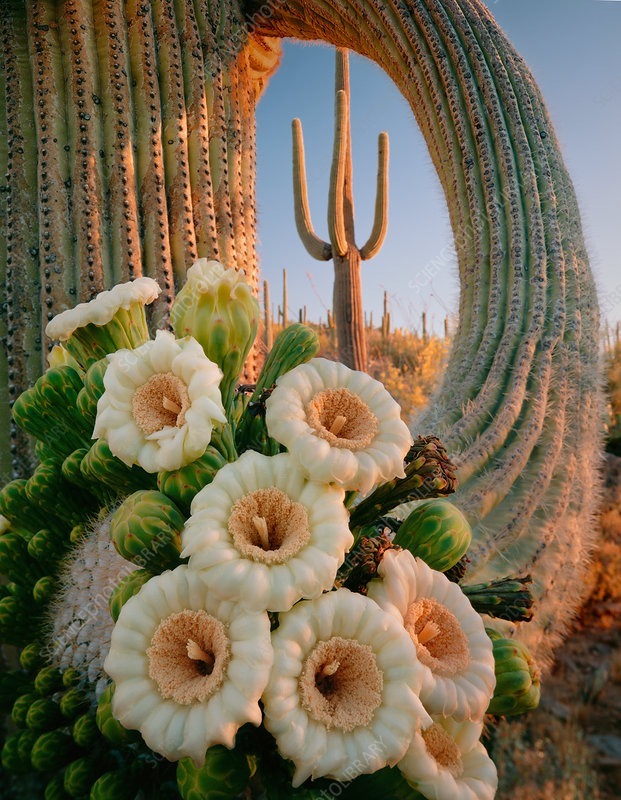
[292,48,389,371]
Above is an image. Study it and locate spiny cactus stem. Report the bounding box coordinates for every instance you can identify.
[291,118,332,261]
[27,0,75,312]
[125,0,174,325]
[60,0,112,298]
[327,89,349,257]
[2,0,41,475]
[176,0,219,260]
[359,131,389,260]
[152,0,197,285]
[263,279,273,350]
[91,0,141,285]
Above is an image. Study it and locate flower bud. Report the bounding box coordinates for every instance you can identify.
[170,260,259,412]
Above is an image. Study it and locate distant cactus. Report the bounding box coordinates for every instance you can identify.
[263,279,274,350]
[292,49,389,371]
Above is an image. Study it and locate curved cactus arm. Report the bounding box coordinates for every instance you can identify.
[359,131,389,261]
[291,117,332,261]
[255,0,601,666]
[327,89,350,257]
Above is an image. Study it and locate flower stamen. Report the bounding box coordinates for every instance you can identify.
[299,637,383,732]
[163,395,182,415]
[252,515,271,551]
[228,488,311,565]
[186,638,215,675]
[418,621,441,645]
[329,415,348,436]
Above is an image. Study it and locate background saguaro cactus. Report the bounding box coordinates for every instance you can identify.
[0,0,602,664]
[292,48,389,371]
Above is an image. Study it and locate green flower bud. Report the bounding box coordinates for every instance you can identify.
[176,747,251,800]
[170,260,259,413]
[157,446,227,514]
[71,714,99,748]
[96,683,140,747]
[109,490,185,573]
[109,569,154,622]
[26,697,64,732]
[64,756,101,797]
[394,499,472,572]
[90,770,139,800]
[487,633,541,716]
[31,730,74,772]
[11,692,38,728]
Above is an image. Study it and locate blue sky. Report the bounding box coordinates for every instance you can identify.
[254,0,621,336]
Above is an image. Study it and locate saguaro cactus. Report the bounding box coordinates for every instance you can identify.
[0,0,603,664]
[292,48,389,371]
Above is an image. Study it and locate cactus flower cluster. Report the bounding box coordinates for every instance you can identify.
[0,263,540,798]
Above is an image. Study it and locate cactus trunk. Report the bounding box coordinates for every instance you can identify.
[0,0,281,477]
[333,251,368,371]
[0,0,602,664]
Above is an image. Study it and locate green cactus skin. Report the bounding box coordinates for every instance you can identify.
[109,490,186,573]
[487,633,541,716]
[176,748,251,800]
[292,50,388,371]
[157,446,228,514]
[27,528,70,570]
[393,498,472,572]
[108,569,154,623]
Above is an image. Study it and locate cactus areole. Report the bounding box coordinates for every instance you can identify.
[0,0,601,666]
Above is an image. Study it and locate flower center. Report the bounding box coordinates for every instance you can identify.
[299,636,383,732]
[132,372,190,435]
[147,610,230,705]
[422,723,464,777]
[305,388,378,451]
[404,598,469,676]
[227,488,310,565]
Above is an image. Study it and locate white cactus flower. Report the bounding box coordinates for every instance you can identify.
[93,330,226,473]
[45,277,160,341]
[0,515,10,535]
[264,358,412,494]
[262,588,432,788]
[103,565,273,765]
[368,550,495,722]
[182,451,353,613]
[399,715,498,800]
